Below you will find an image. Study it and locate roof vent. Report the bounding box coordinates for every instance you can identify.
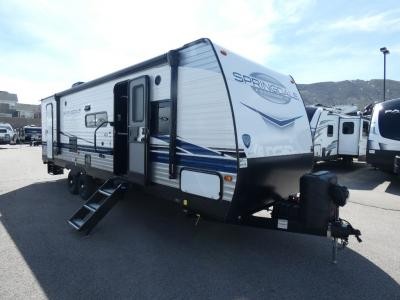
[72,82,85,88]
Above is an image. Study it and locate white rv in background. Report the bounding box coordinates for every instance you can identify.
[40,38,361,256]
[306,105,369,163]
[367,98,400,172]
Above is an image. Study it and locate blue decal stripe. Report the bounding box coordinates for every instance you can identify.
[45,142,113,155]
[153,135,222,156]
[151,152,237,173]
[43,142,236,173]
[241,102,302,127]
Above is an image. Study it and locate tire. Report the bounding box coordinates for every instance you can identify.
[78,174,95,200]
[67,171,79,194]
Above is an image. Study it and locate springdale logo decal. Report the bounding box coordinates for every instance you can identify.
[233,72,299,104]
[241,102,302,128]
[385,109,400,114]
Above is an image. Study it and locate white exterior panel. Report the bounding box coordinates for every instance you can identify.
[214,43,312,158]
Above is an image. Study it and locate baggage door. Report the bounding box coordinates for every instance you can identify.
[338,118,359,155]
[128,76,150,185]
[46,103,53,159]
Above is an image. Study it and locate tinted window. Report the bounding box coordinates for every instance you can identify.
[151,101,171,135]
[132,85,144,122]
[86,114,96,127]
[306,107,318,122]
[362,121,369,137]
[342,122,354,134]
[85,112,108,128]
[379,100,400,141]
[24,128,41,134]
[327,125,333,137]
[96,112,108,126]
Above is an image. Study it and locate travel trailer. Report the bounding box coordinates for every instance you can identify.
[367,98,400,172]
[22,125,42,145]
[306,105,370,163]
[41,38,360,260]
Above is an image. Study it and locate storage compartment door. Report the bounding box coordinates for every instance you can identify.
[180,170,221,200]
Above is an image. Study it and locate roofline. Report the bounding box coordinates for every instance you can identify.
[41,38,212,101]
[55,53,168,98]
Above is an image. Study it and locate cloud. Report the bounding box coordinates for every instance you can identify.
[1,0,317,103]
[1,0,296,103]
[4,0,396,104]
[329,11,400,32]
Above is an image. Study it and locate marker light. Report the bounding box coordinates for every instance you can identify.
[224,175,233,182]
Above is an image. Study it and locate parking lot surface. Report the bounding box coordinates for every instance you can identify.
[0,145,399,299]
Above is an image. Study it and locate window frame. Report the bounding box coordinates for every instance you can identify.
[85,111,108,128]
[342,121,355,135]
[362,120,369,137]
[327,125,334,137]
[151,100,171,136]
[132,84,145,122]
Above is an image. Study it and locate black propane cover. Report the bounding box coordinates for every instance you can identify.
[300,171,348,234]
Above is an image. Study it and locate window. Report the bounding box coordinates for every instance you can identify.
[85,114,96,127]
[96,112,108,126]
[85,112,108,128]
[24,128,41,134]
[378,101,400,141]
[151,101,171,135]
[305,106,318,122]
[155,75,162,86]
[327,125,333,137]
[362,121,369,137]
[342,122,354,134]
[132,85,144,122]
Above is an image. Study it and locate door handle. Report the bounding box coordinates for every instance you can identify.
[137,127,147,142]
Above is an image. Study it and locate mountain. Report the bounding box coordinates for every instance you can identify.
[298,79,400,109]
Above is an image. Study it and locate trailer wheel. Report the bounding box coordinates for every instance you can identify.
[78,175,95,200]
[67,171,79,194]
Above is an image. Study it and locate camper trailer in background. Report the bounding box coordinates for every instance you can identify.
[367,98,400,173]
[306,105,369,163]
[21,125,42,145]
[41,38,360,259]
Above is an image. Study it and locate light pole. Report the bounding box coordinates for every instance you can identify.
[380,47,390,102]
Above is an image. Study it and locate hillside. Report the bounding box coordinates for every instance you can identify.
[298,79,400,109]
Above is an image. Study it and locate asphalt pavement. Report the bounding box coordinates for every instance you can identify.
[0,144,399,299]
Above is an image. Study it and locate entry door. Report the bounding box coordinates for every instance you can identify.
[128,76,150,185]
[46,103,53,159]
[358,119,369,158]
[338,118,359,155]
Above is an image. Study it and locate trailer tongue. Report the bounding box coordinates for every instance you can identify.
[235,171,361,263]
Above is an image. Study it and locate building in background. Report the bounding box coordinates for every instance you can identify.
[14,103,41,119]
[0,91,18,107]
[0,91,41,128]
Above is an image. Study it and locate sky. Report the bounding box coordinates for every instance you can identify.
[0,0,399,104]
